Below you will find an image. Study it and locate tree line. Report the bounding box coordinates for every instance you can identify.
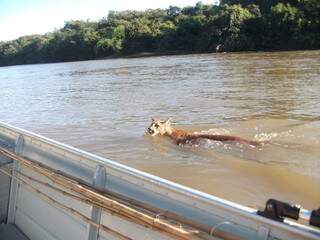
[0,0,319,66]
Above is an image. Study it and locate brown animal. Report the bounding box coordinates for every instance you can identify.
[147,118,262,146]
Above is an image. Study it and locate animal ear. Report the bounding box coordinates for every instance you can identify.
[151,117,155,122]
[165,118,172,126]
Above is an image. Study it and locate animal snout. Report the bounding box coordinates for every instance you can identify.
[147,127,154,135]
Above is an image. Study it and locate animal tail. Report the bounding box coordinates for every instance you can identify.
[195,134,265,146]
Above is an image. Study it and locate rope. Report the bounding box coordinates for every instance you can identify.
[0,166,132,240]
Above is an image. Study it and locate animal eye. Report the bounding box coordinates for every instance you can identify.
[155,124,159,128]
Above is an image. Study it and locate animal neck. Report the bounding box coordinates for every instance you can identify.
[163,127,173,136]
[164,127,189,139]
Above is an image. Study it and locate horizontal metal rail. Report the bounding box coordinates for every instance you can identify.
[0,166,132,240]
[0,121,319,240]
[0,146,242,240]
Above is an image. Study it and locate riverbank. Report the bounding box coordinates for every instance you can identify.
[2,48,319,68]
[99,50,208,60]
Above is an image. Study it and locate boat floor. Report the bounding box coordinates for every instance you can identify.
[0,223,30,240]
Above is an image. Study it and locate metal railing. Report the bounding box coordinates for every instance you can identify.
[0,121,319,240]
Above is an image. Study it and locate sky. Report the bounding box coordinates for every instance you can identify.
[0,0,216,41]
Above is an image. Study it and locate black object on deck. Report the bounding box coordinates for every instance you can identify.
[258,198,320,228]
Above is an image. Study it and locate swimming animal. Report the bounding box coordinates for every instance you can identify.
[147,118,262,146]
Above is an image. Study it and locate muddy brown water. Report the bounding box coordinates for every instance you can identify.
[0,51,319,210]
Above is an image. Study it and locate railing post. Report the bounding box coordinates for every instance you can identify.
[86,165,106,240]
[257,226,269,240]
[7,134,24,223]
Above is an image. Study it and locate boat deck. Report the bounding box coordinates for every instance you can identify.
[0,121,319,240]
[0,224,30,240]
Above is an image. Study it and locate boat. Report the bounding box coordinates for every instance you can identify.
[0,121,319,240]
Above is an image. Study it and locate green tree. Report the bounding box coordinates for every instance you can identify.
[1,1,320,66]
[94,25,125,57]
[266,3,302,48]
[123,18,155,53]
[299,0,320,48]
[210,4,255,51]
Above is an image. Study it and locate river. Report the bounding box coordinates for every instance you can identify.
[0,50,319,210]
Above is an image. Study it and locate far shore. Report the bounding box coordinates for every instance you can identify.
[98,50,210,60]
[1,48,320,68]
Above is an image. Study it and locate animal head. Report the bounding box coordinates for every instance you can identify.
[147,118,172,136]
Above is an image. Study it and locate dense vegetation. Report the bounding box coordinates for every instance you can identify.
[1,0,319,66]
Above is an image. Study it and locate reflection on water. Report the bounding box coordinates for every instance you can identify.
[0,50,319,209]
